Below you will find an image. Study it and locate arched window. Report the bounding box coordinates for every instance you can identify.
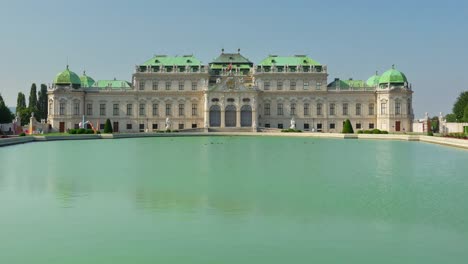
[368,103,374,116]
[381,101,387,115]
[407,98,412,115]
[395,100,401,115]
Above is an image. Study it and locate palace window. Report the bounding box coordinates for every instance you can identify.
[74,102,80,115]
[264,81,270,90]
[277,81,283,90]
[139,103,146,116]
[113,104,119,116]
[329,103,336,116]
[317,123,323,131]
[178,81,184,91]
[356,103,361,116]
[304,103,310,116]
[179,124,184,130]
[152,81,158,90]
[277,103,284,116]
[127,124,132,130]
[330,123,336,129]
[264,103,271,116]
[178,104,185,116]
[317,103,323,115]
[139,81,145,90]
[192,124,197,128]
[152,103,159,116]
[290,81,296,90]
[290,103,296,116]
[139,124,144,131]
[278,123,283,129]
[86,103,92,116]
[303,81,309,90]
[152,124,158,130]
[126,104,132,116]
[369,123,375,129]
[395,100,401,115]
[165,104,172,116]
[342,103,348,115]
[165,81,171,90]
[356,123,362,129]
[316,82,322,90]
[100,103,106,116]
[191,82,197,91]
[59,102,65,116]
[381,101,387,115]
[369,103,375,115]
[192,103,197,116]
[304,123,310,130]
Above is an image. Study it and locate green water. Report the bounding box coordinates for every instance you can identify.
[1,137,468,263]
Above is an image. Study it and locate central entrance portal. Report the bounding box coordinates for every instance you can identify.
[225,105,236,127]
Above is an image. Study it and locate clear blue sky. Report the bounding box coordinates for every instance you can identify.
[0,0,467,117]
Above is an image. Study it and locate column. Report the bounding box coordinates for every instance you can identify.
[236,109,241,128]
[204,93,209,128]
[221,109,225,128]
[252,109,258,132]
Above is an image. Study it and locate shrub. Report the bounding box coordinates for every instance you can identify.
[427,131,434,136]
[357,130,364,134]
[95,130,101,134]
[77,128,86,134]
[342,119,354,134]
[86,129,94,134]
[104,119,113,133]
[68,129,77,134]
[381,130,389,134]
[165,129,171,133]
[281,128,302,133]
[19,132,26,136]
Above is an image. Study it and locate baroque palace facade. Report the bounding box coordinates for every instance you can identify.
[47,50,414,133]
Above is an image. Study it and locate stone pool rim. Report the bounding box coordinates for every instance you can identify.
[0,132,467,150]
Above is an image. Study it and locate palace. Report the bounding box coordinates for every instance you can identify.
[47,50,414,133]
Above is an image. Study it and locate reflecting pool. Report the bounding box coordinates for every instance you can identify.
[1,137,468,263]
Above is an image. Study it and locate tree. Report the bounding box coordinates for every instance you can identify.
[452,91,468,122]
[103,119,113,133]
[430,116,439,132]
[0,93,14,123]
[37,84,48,121]
[445,113,457,122]
[463,104,468,122]
[16,92,26,112]
[342,119,354,133]
[28,83,38,116]
[18,107,32,126]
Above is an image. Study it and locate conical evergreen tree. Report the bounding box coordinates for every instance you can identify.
[16,92,26,111]
[0,93,14,123]
[342,119,354,134]
[104,119,113,133]
[28,83,38,115]
[37,84,48,120]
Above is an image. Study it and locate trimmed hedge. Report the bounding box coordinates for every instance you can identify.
[281,128,302,133]
[357,129,389,134]
[19,132,26,136]
[68,128,96,134]
[445,133,468,139]
[104,119,113,133]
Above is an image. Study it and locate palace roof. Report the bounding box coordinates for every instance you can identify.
[94,79,132,89]
[379,66,408,84]
[141,55,202,66]
[259,55,321,67]
[54,65,81,88]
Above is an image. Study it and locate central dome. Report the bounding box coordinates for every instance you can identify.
[379,66,408,85]
[54,65,81,89]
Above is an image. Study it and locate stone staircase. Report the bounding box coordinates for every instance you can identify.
[208,127,255,133]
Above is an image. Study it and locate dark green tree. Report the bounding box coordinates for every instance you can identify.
[445,113,457,122]
[18,107,32,126]
[37,84,48,120]
[103,119,113,133]
[452,91,468,122]
[342,119,354,133]
[463,104,468,122]
[0,93,14,123]
[430,116,439,132]
[16,92,26,112]
[28,83,38,116]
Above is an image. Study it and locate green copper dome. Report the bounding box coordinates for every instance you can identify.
[54,65,82,88]
[379,66,408,85]
[366,72,380,87]
[80,71,95,88]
